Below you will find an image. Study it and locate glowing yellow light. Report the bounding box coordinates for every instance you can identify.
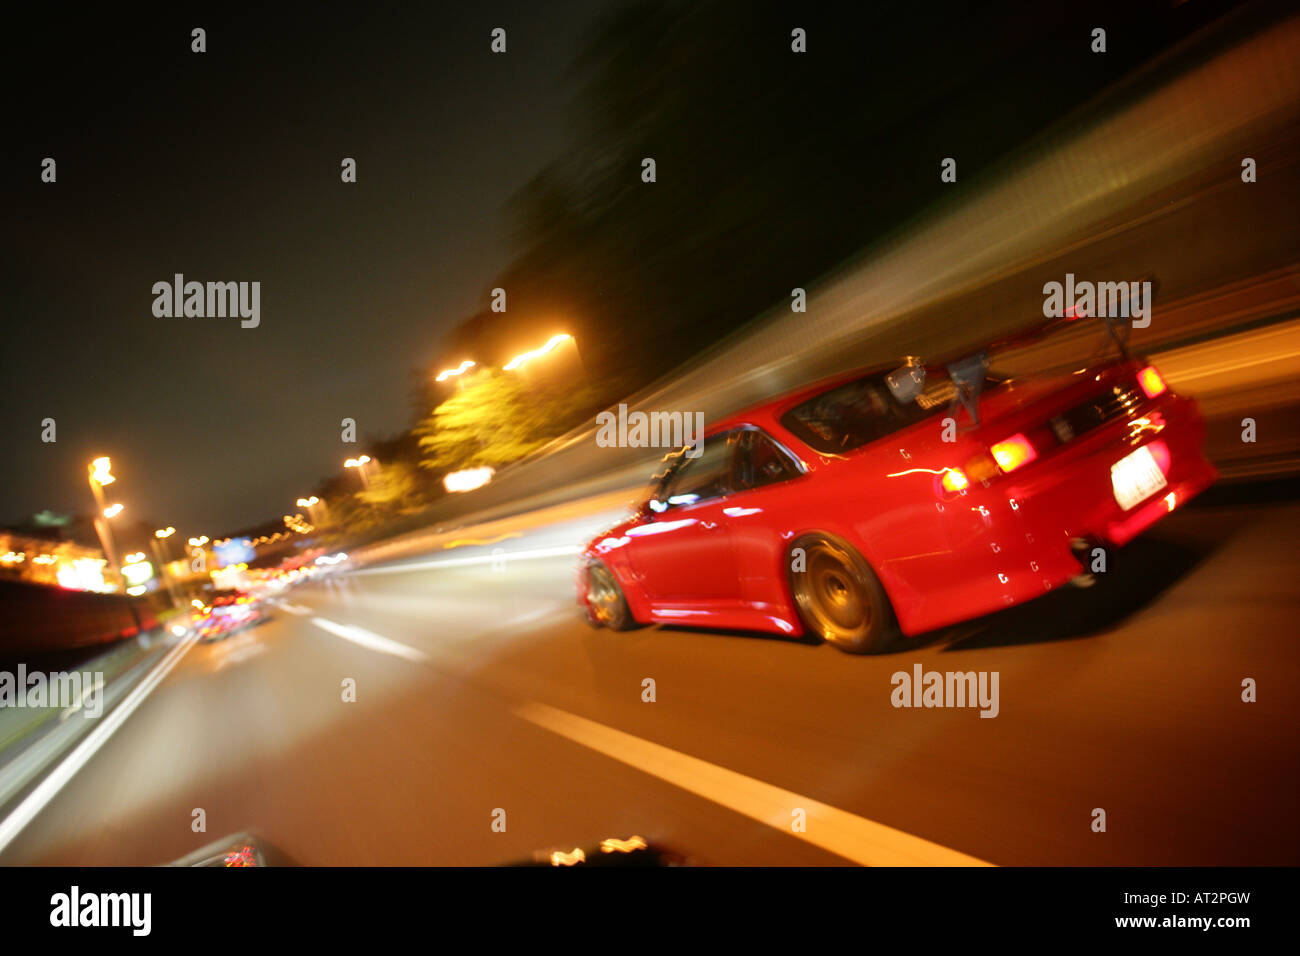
[58,558,108,592]
[103,503,124,519]
[121,558,153,586]
[90,457,115,485]
[600,836,647,854]
[940,468,969,493]
[549,848,586,867]
[155,527,176,538]
[435,360,476,382]
[443,466,494,493]
[504,334,572,371]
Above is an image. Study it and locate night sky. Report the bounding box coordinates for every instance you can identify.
[2,2,607,534]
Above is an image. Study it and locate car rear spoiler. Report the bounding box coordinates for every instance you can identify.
[888,274,1159,425]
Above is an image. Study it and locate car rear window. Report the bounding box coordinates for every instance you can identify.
[780,371,955,454]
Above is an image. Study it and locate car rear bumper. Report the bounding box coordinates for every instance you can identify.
[895,392,1216,635]
[1012,392,1216,548]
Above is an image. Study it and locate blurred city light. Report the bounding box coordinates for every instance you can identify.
[443,466,494,493]
[56,558,109,593]
[436,360,476,382]
[215,537,256,567]
[504,334,572,371]
[121,555,153,587]
[89,457,115,486]
[155,526,176,538]
[102,503,124,519]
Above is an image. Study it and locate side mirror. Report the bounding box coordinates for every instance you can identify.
[633,496,658,519]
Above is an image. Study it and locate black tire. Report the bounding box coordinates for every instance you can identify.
[583,561,639,631]
[787,534,902,654]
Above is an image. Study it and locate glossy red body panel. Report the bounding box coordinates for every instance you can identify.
[578,357,1217,641]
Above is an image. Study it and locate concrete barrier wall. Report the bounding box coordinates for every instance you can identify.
[0,579,159,657]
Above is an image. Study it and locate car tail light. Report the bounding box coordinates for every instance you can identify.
[1137,365,1167,399]
[940,468,969,493]
[989,433,1038,473]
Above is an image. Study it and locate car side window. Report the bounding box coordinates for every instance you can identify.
[739,429,803,490]
[655,432,738,509]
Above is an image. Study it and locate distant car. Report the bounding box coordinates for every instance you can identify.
[578,334,1216,653]
[197,589,268,643]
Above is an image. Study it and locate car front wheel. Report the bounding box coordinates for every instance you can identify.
[583,561,638,631]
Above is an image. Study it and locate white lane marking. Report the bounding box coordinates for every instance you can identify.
[278,602,312,615]
[0,632,201,858]
[515,701,994,867]
[310,617,429,663]
[351,544,581,576]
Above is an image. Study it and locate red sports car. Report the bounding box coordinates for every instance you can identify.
[578,331,1217,653]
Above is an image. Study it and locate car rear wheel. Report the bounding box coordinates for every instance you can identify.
[584,561,638,631]
[788,535,902,654]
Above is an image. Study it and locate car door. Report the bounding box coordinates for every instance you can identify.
[727,427,809,608]
[627,431,743,607]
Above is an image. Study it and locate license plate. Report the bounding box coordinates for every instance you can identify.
[1110,445,1167,511]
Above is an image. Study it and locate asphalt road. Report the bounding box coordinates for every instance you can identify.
[2,478,1297,867]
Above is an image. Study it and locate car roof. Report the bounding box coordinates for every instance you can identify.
[703,361,905,437]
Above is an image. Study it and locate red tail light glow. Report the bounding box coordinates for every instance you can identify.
[1137,365,1167,398]
[940,468,970,493]
[989,433,1038,473]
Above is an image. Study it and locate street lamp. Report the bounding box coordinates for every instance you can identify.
[149,529,181,609]
[296,496,328,526]
[85,456,143,628]
[436,358,478,390]
[344,456,374,491]
[87,457,123,586]
[504,334,573,371]
[90,457,115,486]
